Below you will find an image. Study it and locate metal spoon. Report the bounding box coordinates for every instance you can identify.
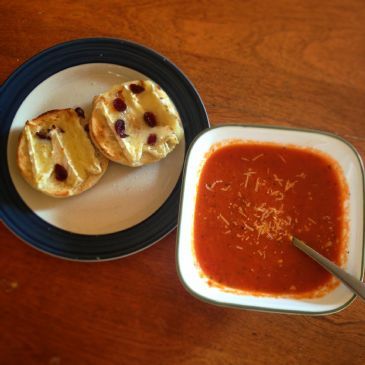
[292,237,365,301]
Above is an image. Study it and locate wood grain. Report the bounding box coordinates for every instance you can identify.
[1,1,365,364]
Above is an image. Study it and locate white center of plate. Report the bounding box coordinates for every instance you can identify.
[7,63,185,235]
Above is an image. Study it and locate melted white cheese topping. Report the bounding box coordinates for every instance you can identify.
[97,80,183,165]
[25,110,102,190]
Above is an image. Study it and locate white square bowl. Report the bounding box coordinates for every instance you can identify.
[176,125,365,315]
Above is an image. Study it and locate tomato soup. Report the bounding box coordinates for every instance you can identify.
[194,142,348,296]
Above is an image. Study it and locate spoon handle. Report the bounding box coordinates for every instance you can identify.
[292,237,365,301]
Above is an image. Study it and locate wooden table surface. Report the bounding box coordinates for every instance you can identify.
[1,1,364,364]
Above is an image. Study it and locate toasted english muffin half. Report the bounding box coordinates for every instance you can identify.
[17,108,109,198]
[89,80,184,167]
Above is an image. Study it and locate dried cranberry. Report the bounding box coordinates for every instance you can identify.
[113,98,127,112]
[54,164,68,181]
[59,127,65,133]
[147,134,157,145]
[143,112,157,127]
[114,119,129,138]
[75,107,85,118]
[84,124,89,132]
[35,131,51,140]
[129,83,145,94]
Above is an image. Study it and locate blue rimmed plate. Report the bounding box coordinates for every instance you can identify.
[0,38,209,260]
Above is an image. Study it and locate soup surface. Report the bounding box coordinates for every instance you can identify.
[194,142,348,295]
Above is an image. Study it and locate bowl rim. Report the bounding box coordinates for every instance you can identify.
[176,123,365,315]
